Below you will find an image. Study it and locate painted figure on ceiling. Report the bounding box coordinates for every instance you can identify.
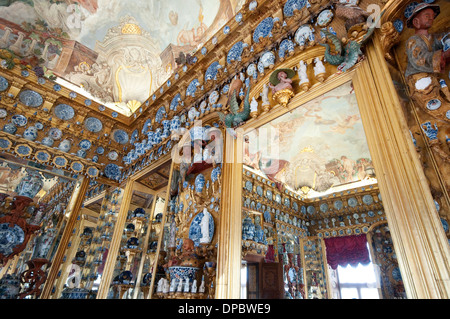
[404,3,450,116]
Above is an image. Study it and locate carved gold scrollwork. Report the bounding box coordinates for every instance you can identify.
[380,21,400,66]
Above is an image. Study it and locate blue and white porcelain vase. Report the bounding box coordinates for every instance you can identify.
[15,170,44,198]
[194,174,205,193]
[41,136,54,147]
[58,139,72,152]
[242,216,255,241]
[23,126,38,141]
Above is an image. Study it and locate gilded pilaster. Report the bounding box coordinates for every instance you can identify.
[353,35,450,299]
[216,130,244,298]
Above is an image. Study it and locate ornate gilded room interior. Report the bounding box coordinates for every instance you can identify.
[0,0,448,300]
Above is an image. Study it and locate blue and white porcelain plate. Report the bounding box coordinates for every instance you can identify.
[348,197,358,207]
[142,119,152,134]
[35,121,43,130]
[427,99,441,110]
[320,203,328,213]
[79,139,92,150]
[334,200,343,210]
[112,129,129,144]
[54,104,75,121]
[48,127,62,140]
[19,90,43,108]
[362,194,373,205]
[307,205,315,215]
[96,146,104,155]
[108,151,118,161]
[0,108,7,119]
[11,114,27,127]
[84,117,103,133]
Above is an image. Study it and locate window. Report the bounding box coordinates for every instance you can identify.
[337,262,380,299]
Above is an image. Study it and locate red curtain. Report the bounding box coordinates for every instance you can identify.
[324,235,370,270]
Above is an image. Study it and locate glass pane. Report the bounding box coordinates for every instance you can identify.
[360,288,380,299]
[337,263,377,284]
[340,287,358,299]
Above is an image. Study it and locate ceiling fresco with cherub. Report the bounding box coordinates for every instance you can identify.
[244,81,375,197]
[0,0,244,115]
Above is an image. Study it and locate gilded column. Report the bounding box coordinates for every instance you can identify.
[40,176,90,299]
[216,130,244,298]
[96,179,134,299]
[353,35,450,299]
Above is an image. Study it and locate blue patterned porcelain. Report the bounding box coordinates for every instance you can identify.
[253,17,273,43]
[278,39,294,59]
[34,122,43,130]
[334,200,343,210]
[84,117,103,133]
[35,150,49,162]
[348,197,358,207]
[393,19,404,33]
[15,170,43,198]
[76,149,87,158]
[227,41,247,64]
[195,174,205,193]
[48,127,62,140]
[307,205,315,215]
[242,216,255,240]
[235,12,243,23]
[249,0,257,11]
[3,123,17,135]
[112,129,129,144]
[0,108,6,119]
[186,79,200,97]
[0,76,8,92]
[168,266,200,284]
[260,51,275,68]
[295,24,313,46]
[188,210,215,246]
[96,146,104,155]
[320,203,328,213]
[316,9,333,27]
[211,165,221,183]
[155,106,166,123]
[427,99,441,110]
[404,2,419,18]
[23,126,38,141]
[142,119,152,134]
[283,0,307,17]
[19,90,43,108]
[41,136,54,147]
[170,93,182,111]
[362,194,373,205]
[54,104,75,121]
[205,61,221,81]
[11,114,27,127]
[58,139,72,152]
[104,164,121,180]
[79,139,92,150]
[190,126,205,141]
[170,116,181,132]
[421,122,438,140]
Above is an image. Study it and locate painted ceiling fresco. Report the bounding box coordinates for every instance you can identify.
[0,0,244,114]
[244,81,375,198]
